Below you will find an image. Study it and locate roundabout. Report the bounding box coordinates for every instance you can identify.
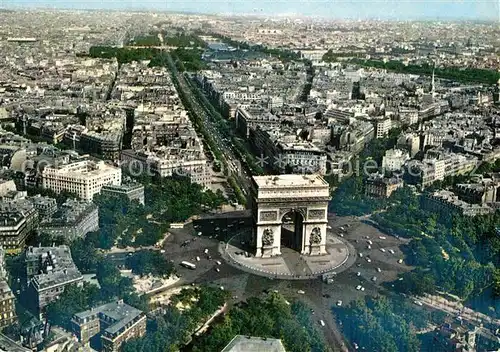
[219,229,356,280]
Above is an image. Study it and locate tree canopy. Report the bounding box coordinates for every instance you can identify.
[335,295,439,352]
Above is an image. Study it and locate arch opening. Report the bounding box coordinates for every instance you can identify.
[280,210,304,253]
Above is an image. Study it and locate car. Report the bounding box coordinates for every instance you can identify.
[160,249,165,253]
[319,320,325,327]
[359,253,363,258]
[367,240,373,245]
[361,287,365,291]
[367,245,372,250]
[377,268,382,273]
[356,272,361,276]
[372,276,377,281]
[414,300,423,306]
[196,256,200,261]
[337,300,343,306]
[356,285,362,290]
[215,268,220,272]
[197,232,202,236]
[379,236,386,240]
[220,286,224,290]
[327,225,332,229]
[297,290,305,294]
[204,249,209,254]
[380,248,386,253]
[366,258,372,263]
[389,249,395,254]
[398,259,403,264]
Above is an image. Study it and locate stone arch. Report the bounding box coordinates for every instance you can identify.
[252,175,330,257]
[280,210,304,253]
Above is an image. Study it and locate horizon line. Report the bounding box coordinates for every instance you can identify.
[1,4,498,22]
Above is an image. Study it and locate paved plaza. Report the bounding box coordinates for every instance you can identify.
[220,229,355,280]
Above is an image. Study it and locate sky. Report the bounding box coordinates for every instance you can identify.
[3,0,499,21]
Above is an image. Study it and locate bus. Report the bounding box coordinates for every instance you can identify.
[181,261,196,270]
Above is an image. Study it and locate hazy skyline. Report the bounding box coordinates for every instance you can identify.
[3,0,499,21]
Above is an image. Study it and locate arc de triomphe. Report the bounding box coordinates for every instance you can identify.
[251,174,330,257]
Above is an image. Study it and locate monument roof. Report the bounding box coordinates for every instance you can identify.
[253,174,328,188]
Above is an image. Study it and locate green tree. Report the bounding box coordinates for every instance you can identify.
[46,283,101,328]
[126,251,174,277]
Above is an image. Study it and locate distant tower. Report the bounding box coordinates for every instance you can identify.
[431,67,436,96]
[21,115,27,135]
[493,78,500,105]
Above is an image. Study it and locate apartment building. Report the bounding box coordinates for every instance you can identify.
[41,160,121,201]
[0,249,15,328]
[382,149,410,172]
[39,199,99,241]
[0,281,16,328]
[121,149,211,188]
[365,174,404,198]
[375,118,392,139]
[25,245,83,315]
[72,300,146,352]
[0,200,39,255]
[277,142,327,174]
[421,190,493,218]
[101,183,145,205]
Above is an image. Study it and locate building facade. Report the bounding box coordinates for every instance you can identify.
[382,149,410,172]
[365,174,404,198]
[41,160,121,201]
[0,281,16,328]
[101,183,145,205]
[0,200,39,255]
[39,199,99,241]
[72,300,146,352]
[421,190,493,218]
[375,118,392,139]
[25,245,83,315]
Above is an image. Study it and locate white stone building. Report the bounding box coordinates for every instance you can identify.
[41,160,121,201]
[382,149,410,172]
